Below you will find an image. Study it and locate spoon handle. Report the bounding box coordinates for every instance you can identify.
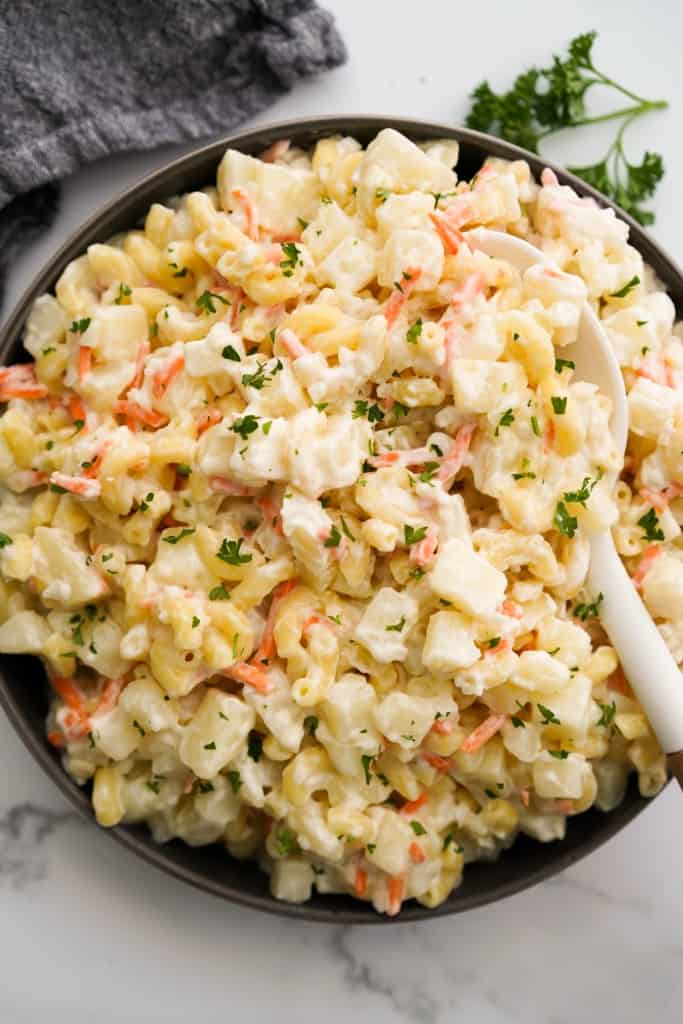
[588,531,683,755]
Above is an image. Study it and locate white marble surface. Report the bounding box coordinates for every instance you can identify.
[2,2,683,1021]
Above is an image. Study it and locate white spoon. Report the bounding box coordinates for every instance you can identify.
[465,227,683,787]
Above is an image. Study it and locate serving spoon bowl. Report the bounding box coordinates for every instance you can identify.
[467,227,683,786]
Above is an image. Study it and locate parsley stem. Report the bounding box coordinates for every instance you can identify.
[537,99,667,140]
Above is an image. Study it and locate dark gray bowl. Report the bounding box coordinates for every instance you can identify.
[0,115,676,923]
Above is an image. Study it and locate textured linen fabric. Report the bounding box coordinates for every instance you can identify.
[0,0,346,308]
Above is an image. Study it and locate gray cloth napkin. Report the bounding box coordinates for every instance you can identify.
[0,0,346,309]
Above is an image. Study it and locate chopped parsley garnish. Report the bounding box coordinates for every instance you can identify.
[418,462,440,484]
[484,788,498,799]
[217,537,252,565]
[133,719,146,737]
[162,527,195,544]
[404,524,428,545]
[196,290,229,315]
[324,526,342,548]
[203,741,216,750]
[495,408,514,436]
[551,396,567,415]
[197,780,214,794]
[392,401,409,418]
[304,715,319,735]
[114,283,131,304]
[572,593,603,621]
[297,216,309,230]
[531,415,541,437]
[385,616,406,633]
[231,414,259,440]
[172,266,188,278]
[597,700,617,728]
[279,242,301,277]
[191,615,200,629]
[511,715,526,729]
[340,516,356,542]
[146,778,162,794]
[549,749,570,760]
[241,359,282,390]
[538,703,560,725]
[512,470,536,480]
[374,187,391,203]
[486,637,501,649]
[554,500,578,538]
[70,318,91,334]
[366,843,377,854]
[227,770,242,794]
[406,319,423,344]
[176,463,192,477]
[637,507,665,542]
[262,420,273,435]
[208,584,231,602]
[352,400,385,423]
[0,532,12,548]
[610,275,640,298]
[410,821,427,836]
[564,476,599,507]
[555,358,575,373]
[361,754,374,784]
[409,567,426,580]
[275,827,300,856]
[222,345,241,361]
[139,492,154,512]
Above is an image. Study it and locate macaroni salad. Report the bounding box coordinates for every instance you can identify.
[0,129,676,915]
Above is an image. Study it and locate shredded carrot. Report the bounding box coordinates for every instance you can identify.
[196,407,222,436]
[555,799,574,815]
[438,422,476,487]
[384,267,421,328]
[632,543,662,589]
[152,352,184,399]
[253,579,298,665]
[386,875,405,917]
[278,327,307,360]
[47,730,65,748]
[430,718,454,736]
[409,842,426,864]
[430,212,464,254]
[113,400,168,429]
[69,395,87,427]
[409,528,438,568]
[401,791,427,816]
[0,363,48,401]
[519,787,530,808]
[78,346,93,381]
[231,186,259,241]
[49,471,101,498]
[500,599,523,619]
[94,676,126,716]
[422,751,451,772]
[354,864,368,898]
[544,418,555,452]
[224,661,271,694]
[209,476,258,497]
[50,676,87,713]
[81,439,112,479]
[369,446,433,469]
[460,713,507,754]
[129,344,150,391]
[639,483,683,513]
[448,271,485,312]
[257,494,284,536]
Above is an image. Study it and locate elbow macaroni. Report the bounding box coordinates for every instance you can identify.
[0,128,672,916]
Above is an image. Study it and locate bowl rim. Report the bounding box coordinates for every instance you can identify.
[0,113,674,924]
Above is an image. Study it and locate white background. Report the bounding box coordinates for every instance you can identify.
[2,2,683,1022]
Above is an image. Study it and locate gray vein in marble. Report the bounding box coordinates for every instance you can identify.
[0,802,80,889]
[549,872,651,916]
[331,925,440,1024]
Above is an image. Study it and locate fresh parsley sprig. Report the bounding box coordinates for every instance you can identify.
[466,31,668,224]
